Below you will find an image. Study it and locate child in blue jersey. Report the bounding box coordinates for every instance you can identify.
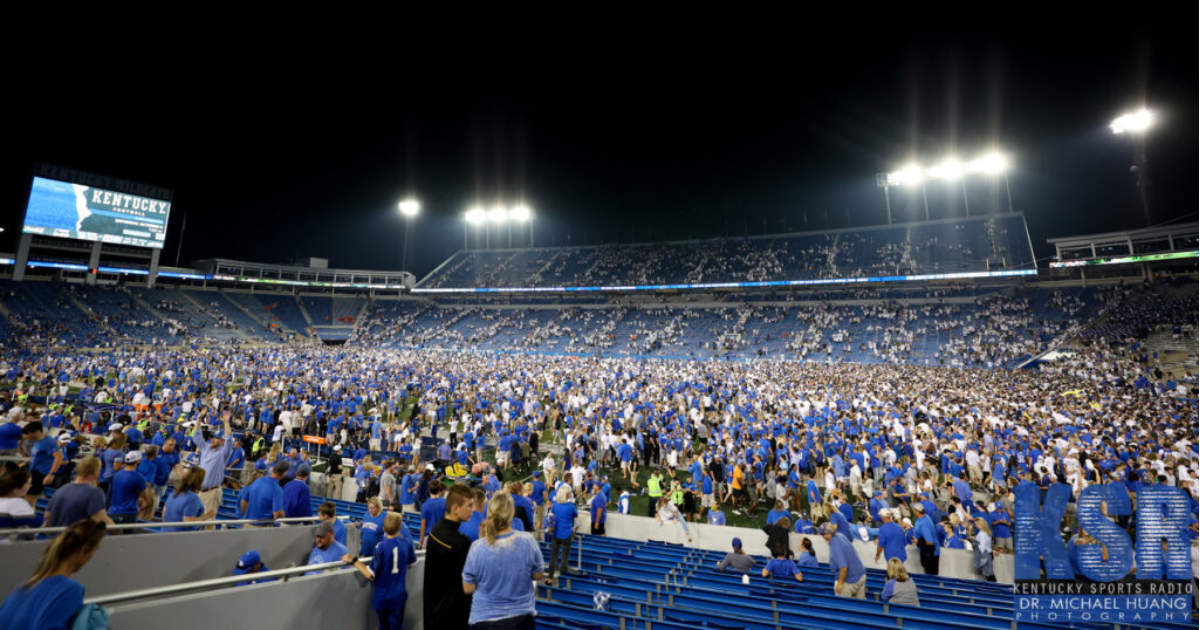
[345,512,417,630]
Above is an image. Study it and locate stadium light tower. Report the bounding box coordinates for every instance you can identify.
[1111,108,1155,226]
[465,207,485,249]
[876,164,930,222]
[510,205,533,248]
[398,199,420,272]
[879,151,1011,221]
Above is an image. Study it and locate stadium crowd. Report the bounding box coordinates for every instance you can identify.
[0,276,1195,628]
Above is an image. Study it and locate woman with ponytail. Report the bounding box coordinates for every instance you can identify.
[0,519,106,629]
[462,491,545,629]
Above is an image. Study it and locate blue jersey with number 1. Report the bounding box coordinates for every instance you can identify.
[370,536,416,612]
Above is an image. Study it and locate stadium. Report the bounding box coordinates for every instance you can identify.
[1,29,1197,630]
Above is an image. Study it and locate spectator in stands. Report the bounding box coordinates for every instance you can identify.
[822,522,867,598]
[21,421,63,509]
[912,503,940,575]
[881,558,920,606]
[195,410,235,530]
[344,511,417,630]
[0,470,40,530]
[417,480,446,550]
[0,519,107,629]
[459,488,486,542]
[655,495,692,543]
[109,451,151,530]
[162,467,217,532]
[796,537,819,568]
[425,484,474,630]
[462,491,545,629]
[232,550,275,587]
[761,544,804,582]
[242,460,288,525]
[546,485,578,584]
[318,502,347,547]
[379,459,397,511]
[762,515,792,559]
[715,537,756,573]
[283,464,313,518]
[0,414,21,457]
[875,509,907,564]
[306,520,349,576]
[971,516,995,582]
[327,446,346,501]
[359,496,387,556]
[44,457,110,528]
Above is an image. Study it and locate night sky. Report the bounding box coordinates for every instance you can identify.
[3,23,1194,280]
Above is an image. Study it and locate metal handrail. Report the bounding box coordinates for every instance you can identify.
[0,515,348,537]
[85,550,426,606]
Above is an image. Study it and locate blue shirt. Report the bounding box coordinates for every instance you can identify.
[0,575,85,630]
[163,491,204,532]
[244,476,284,520]
[154,451,180,486]
[99,449,123,482]
[551,501,578,540]
[110,469,146,515]
[0,422,22,450]
[400,474,415,505]
[797,550,819,568]
[913,515,940,556]
[195,436,234,490]
[282,479,313,518]
[459,511,485,542]
[877,522,907,561]
[764,558,800,578]
[462,532,545,625]
[306,540,349,576]
[590,494,607,524]
[421,496,447,530]
[29,436,59,475]
[361,512,387,555]
[708,510,727,525]
[370,536,417,612]
[827,532,866,584]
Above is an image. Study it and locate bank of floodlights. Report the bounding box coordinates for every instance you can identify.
[875,151,1012,223]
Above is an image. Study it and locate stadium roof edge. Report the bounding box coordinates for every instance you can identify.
[1046,221,1198,247]
[456,212,1030,254]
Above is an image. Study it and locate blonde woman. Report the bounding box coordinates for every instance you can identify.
[462,491,545,629]
[971,516,995,581]
[881,558,920,606]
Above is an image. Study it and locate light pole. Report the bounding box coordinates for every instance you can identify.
[509,205,531,248]
[465,208,485,249]
[398,199,419,271]
[1111,108,1155,226]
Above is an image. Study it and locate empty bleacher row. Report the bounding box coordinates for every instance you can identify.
[420,214,1036,290]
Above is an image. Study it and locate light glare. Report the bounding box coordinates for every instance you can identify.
[488,206,508,223]
[509,206,531,221]
[398,200,420,216]
[465,208,485,224]
[966,154,1008,174]
[1110,109,1154,134]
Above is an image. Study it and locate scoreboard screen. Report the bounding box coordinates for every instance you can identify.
[23,176,171,249]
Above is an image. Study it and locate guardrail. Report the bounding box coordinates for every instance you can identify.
[0,515,346,538]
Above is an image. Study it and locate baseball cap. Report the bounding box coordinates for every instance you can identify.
[333,445,342,452]
[57,433,73,443]
[233,550,262,575]
[532,470,541,477]
[297,465,312,476]
[913,504,925,513]
[124,451,143,464]
[315,521,335,537]
[902,518,913,527]
[820,522,839,535]
[108,423,123,432]
[731,537,743,549]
